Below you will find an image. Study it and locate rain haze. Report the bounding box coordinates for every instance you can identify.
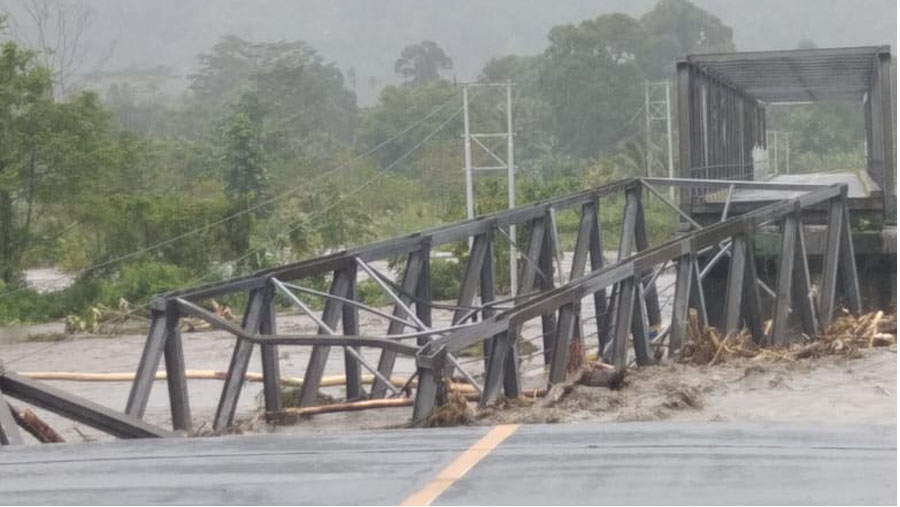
[0,1,895,505]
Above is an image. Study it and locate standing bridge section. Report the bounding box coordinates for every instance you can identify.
[676,45,895,224]
[676,45,895,318]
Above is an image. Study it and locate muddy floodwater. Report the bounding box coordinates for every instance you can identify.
[0,254,895,444]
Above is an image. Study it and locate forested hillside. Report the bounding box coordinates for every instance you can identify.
[0,0,884,327]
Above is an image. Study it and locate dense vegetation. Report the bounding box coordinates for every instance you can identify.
[0,0,866,326]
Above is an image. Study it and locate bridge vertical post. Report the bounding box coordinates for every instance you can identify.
[479,229,496,368]
[125,308,169,419]
[214,286,268,430]
[676,60,694,212]
[370,252,424,399]
[740,234,764,344]
[416,242,433,334]
[611,277,636,369]
[633,191,662,328]
[604,187,638,362]
[298,269,352,407]
[501,323,523,400]
[538,210,558,365]
[481,325,514,406]
[452,234,491,325]
[162,300,191,431]
[550,202,598,377]
[877,49,895,220]
[791,212,819,337]
[411,345,446,428]
[630,277,654,365]
[838,196,862,313]
[669,253,694,357]
[259,283,281,413]
[342,264,362,399]
[723,234,747,333]
[586,200,610,352]
[549,301,577,384]
[500,219,547,396]
[689,255,709,329]
[819,197,843,324]
[771,214,798,346]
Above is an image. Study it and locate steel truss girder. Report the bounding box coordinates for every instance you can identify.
[117,178,859,434]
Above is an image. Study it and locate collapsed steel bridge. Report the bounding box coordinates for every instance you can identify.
[1,176,860,445]
[3,44,886,444]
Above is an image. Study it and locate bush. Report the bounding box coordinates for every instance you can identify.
[430,257,463,300]
[99,261,192,305]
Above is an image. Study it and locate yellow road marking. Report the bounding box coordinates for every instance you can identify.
[401,424,519,506]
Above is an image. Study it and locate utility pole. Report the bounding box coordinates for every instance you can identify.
[645,81,652,179]
[646,80,675,199]
[768,130,780,175]
[463,87,475,221]
[461,82,517,295]
[505,82,517,295]
[664,80,675,200]
[785,132,791,174]
[767,130,791,177]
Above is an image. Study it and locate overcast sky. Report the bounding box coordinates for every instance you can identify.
[1,0,895,103]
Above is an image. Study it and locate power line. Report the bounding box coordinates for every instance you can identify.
[208,103,467,279]
[5,101,467,366]
[0,93,461,300]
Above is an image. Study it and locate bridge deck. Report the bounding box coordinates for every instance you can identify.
[727,171,880,203]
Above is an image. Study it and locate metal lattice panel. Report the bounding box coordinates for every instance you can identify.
[685,46,889,104]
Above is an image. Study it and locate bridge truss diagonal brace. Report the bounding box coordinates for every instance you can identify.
[125,301,191,432]
[369,250,426,399]
[214,285,272,430]
[2,372,175,439]
[296,269,355,407]
[606,186,655,367]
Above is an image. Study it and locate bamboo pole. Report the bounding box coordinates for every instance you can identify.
[266,387,549,423]
[17,370,479,394]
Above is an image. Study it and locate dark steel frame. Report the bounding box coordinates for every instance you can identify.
[677,45,894,218]
[12,177,849,437]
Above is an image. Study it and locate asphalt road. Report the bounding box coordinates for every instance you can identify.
[0,422,895,505]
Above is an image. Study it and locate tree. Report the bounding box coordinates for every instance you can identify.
[639,0,735,78]
[187,36,358,146]
[218,92,268,271]
[3,0,94,96]
[480,55,554,165]
[394,40,453,85]
[538,14,645,157]
[0,39,53,282]
[358,80,460,172]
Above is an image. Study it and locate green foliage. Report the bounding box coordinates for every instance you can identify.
[429,257,463,300]
[0,261,190,326]
[394,40,453,85]
[357,279,392,307]
[98,261,192,306]
[767,102,866,173]
[359,80,460,172]
[220,92,268,206]
[0,1,863,329]
[638,0,735,78]
[187,36,358,145]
